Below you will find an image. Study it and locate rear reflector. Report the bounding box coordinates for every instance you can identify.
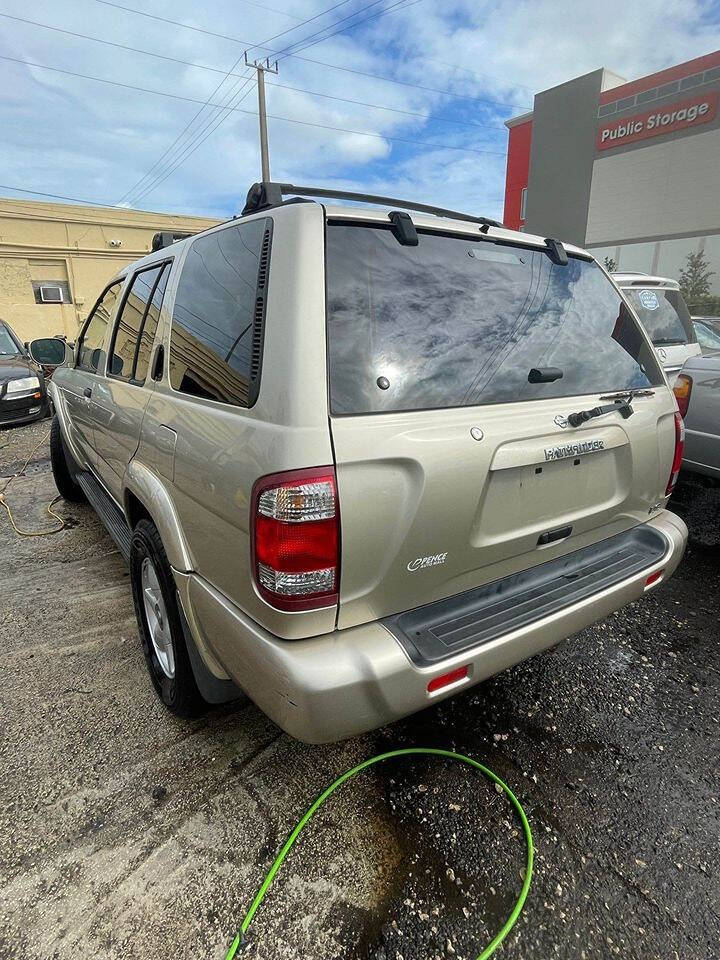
[427,665,469,693]
[645,569,664,587]
[665,411,685,496]
[673,374,693,419]
[251,467,339,611]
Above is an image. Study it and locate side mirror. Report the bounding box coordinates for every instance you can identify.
[28,337,71,366]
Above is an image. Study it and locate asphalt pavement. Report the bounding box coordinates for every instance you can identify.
[1,420,718,960]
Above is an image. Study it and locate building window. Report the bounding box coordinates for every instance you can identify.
[679,72,704,90]
[598,102,617,118]
[657,80,680,98]
[520,187,527,221]
[33,280,72,304]
[636,87,658,105]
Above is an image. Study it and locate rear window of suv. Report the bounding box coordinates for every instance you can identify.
[622,287,695,346]
[326,224,663,415]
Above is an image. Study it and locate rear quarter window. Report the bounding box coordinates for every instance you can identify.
[623,288,695,346]
[168,218,270,407]
[326,224,663,415]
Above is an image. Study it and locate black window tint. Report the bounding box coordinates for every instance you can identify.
[326,225,664,415]
[169,219,266,406]
[109,265,163,379]
[135,264,170,383]
[624,288,695,346]
[77,282,122,373]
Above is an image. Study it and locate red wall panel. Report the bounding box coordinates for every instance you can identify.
[503,119,532,229]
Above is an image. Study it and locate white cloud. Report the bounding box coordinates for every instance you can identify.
[0,0,718,218]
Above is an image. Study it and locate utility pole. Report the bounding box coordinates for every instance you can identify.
[244,53,278,182]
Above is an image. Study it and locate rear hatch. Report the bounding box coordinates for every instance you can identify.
[326,219,677,629]
[620,285,701,382]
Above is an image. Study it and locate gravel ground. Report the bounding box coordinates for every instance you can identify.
[1,421,719,960]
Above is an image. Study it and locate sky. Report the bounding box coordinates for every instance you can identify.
[1,0,720,221]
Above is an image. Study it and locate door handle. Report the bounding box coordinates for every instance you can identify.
[83,386,92,399]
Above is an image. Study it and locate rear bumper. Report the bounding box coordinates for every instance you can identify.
[182,510,688,743]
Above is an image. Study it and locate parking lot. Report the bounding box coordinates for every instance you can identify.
[1,420,719,960]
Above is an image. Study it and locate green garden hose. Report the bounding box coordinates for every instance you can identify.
[225,747,534,960]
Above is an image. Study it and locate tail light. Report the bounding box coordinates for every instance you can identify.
[665,412,685,496]
[250,467,339,611]
[673,374,693,418]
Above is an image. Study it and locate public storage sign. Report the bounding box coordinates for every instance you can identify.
[597,91,718,150]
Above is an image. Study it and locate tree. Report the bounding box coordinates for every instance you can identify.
[678,249,715,302]
[603,256,617,272]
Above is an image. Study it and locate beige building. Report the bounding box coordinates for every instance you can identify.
[0,197,218,342]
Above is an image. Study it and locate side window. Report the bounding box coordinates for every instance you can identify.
[77,281,123,373]
[108,264,164,380]
[169,218,269,407]
[134,264,170,383]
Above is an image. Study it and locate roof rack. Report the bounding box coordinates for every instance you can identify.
[241,182,503,228]
[151,230,195,252]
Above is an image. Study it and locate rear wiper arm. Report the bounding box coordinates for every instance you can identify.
[566,398,634,428]
[598,389,654,401]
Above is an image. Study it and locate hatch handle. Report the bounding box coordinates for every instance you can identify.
[537,525,573,546]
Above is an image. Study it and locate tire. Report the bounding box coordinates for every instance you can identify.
[130,518,205,717]
[50,415,85,502]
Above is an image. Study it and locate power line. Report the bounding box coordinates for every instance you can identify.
[0,12,510,133]
[266,79,505,130]
[118,0,442,204]
[0,53,506,157]
[116,75,254,205]
[117,0,368,205]
[245,0,370,57]
[0,180,506,217]
[0,183,125,207]
[0,182,507,220]
[86,0,530,110]
[245,0,358,55]
[271,0,420,59]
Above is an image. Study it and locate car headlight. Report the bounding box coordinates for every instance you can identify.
[6,376,41,394]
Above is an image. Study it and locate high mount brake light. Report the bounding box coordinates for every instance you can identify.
[665,412,685,496]
[673,374,693,419]
[251,467,340,611]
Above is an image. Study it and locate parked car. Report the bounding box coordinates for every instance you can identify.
[674,352,720,480]
[692,318,720,352]
[692,315,720,332]
[0,319,50,428]
[30,182,688,742]
[613,273,700,384]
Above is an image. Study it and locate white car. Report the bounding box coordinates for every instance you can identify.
[613,273,701,384]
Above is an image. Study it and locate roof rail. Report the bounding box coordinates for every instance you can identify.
[241,181,503,228]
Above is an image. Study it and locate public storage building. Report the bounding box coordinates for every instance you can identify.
[503,51,720,313]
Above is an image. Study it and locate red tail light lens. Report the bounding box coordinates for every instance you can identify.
[673,374,693,419]
[251,467,339,611]
[665,412,685,496]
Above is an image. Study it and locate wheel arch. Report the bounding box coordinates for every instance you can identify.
[123,460,193,572]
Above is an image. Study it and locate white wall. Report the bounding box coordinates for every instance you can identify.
[586,127,720,245]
